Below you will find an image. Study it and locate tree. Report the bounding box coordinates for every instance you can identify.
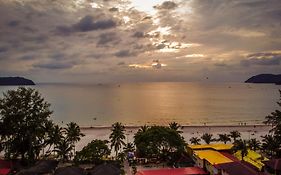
[232,139,248,161]
[44,122,63,155]
[53,139,73,162]
[189,137,201,145]
[229,131,241,142]
[218,134,231,144]
[169,122,183,134]
[201,133,214,144]
[247,138,260,151]
[110,122,126,158]
[74,139,110,164]
[65,122,85,156]
[261,135,279,157]
[52,122,84,161]
[134,126,186,161]
[0,87,53,163]
[263,90,281,157]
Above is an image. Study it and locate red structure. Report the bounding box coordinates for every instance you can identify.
[0,160,12,175]
[136,167,208,175]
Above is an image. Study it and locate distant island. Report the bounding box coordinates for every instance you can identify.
[245,74,281,85]
[0,77,35,86]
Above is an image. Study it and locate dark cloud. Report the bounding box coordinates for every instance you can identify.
[7,20,20,27]
[73,15,116,32]
[97,32,119,46]
[0,47,8,53]
[33,61,76,69]
[114,50,135,57]
[154,1,177,10]
[117,61,125,65]
[240,52,281,66]
[19,55,36,60]
[109,7,118,12]
[132,31,144,38]
[56,15,116,35]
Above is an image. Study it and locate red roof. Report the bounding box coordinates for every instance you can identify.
[136,167,208,175]
[0,168,11,175]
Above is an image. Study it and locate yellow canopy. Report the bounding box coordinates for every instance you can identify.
[189,144,233,151]
[194,150,233,165]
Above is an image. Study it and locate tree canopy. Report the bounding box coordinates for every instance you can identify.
[74,139,110,164]
[134,125,186,160]
[0,87,53,163]
[264,90,281,157]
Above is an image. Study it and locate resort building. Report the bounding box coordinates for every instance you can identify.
[263,159,281,175]
[188,144,269,175]
[136,167,208,175]
[234,149,269,171]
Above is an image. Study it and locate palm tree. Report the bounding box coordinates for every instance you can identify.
[53,139,73,162]
[201,133,214,144]
[190,137,201,145]
[45,124,63,155]
[261,134,279,157]
[65,122,85,144]
[139,125,149,133]
[110,122,126,158]
[247,138,260,151]
[169,122,183,134]
[232,139,248,161]
[218,134,231,144]
[229,131,241,142]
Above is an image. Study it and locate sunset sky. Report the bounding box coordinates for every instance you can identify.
[0,0,280,83]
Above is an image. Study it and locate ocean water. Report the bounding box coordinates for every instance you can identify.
[0,82,280,127]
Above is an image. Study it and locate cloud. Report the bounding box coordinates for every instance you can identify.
[132,31,145,38]
[154,1,177,10]
[33,61,77,69]
[74,15,116,32]
[240,52,281,66]
[97,32,119,46]
[7,20,20,27]
[56,15,116,35]
[114,50,135,57]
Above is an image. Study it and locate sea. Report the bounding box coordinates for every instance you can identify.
[0,82,280,127]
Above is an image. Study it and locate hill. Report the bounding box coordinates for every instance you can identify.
[0,77,35,86]
[245,74,281,85]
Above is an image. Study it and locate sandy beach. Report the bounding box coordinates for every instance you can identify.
[76,124,272,151]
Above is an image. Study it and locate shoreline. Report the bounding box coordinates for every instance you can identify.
[76,124,272,151]
[80,124,271,130]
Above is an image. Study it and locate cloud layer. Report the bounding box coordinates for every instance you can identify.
[0,0,280,83]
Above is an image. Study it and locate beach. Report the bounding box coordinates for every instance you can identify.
[76,124,272,151]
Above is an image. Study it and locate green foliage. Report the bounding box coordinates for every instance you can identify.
[53,139,73,162]
[134,125,186,161]
[263,90,281,157]
[201,133,214,144]
[232,139,248,160]
[189,137,201,145]
[218,134,231,144]
[65,122,85,144]
[74,139,110,164]
[247,138,260,151]
[169,122,183,134]
[261,135,279,157]
[53,122,84,161]
[229,130,241,142]
[110,122,126,158]
[0,87,53,163]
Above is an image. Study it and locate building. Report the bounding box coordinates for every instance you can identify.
[263,159,281,175]
[136,167,208,175]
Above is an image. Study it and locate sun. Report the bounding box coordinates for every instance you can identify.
[130,0,168,16]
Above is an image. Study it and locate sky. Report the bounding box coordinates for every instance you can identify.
[0,0,280,83]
